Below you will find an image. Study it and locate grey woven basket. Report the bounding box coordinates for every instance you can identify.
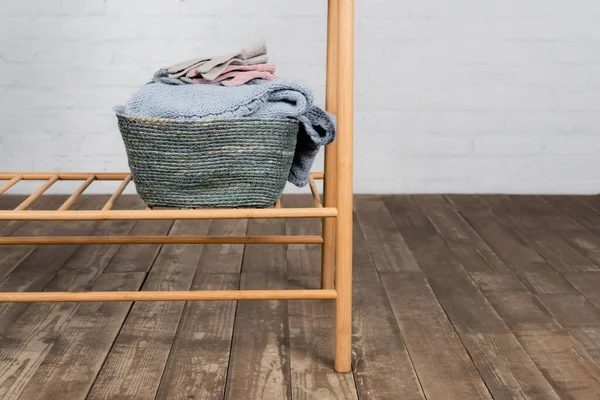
[116,114,298,208]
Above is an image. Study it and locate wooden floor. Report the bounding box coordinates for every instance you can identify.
[2,194,600,399]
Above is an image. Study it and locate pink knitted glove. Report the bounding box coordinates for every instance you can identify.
[192,70,277,86]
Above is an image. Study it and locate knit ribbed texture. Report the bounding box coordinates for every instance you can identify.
[117,116,298,208]
[115,78,335,187]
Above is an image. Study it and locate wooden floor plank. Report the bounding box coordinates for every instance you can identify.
[354,196,420,272]
[385,196,561,400]
[536,294,600,329]
[481,195,597,274]
[156,274,239,400]
[414,195,509,273]
[429,196,600,398]
[528,196,600,269]
[0,198,139,399]
[87,220,209,400]
[470,273,529,293]
[352,213,425,400]
[446,196,551,274]
[4,194,600,399]
[547,196,600,235]
[380,272,492,400]
[16,272,146,400]
[14,215,173,400]
[562,272,600,294]
[285,195,324,277]
[285,195,358,400]
[0,196,108,339]
[155,209,245,400]
[481,290,600,399]
[224,218,292,400]
[194,219,247,274]
[103,220,174,273]
[0,196,75,284]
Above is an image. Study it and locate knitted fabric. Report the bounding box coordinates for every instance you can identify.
[193,71,277,86]
[165,42,267,77]
[186,63,276,78]
[155,63,276,86]
[115,78,335,187]
[197,54,269,81]
[163,42,268,80]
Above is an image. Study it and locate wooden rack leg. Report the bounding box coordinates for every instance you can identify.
[334,0,354,374]
[322,0,339,290]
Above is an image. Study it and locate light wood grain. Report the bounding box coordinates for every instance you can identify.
[0,176,22,195]
[14,175,59,210]
[101,175,131,211]
[0,235,323,245]
[58,176,94,211]
[0,207,337,221]
[285,196,357,400]
[321,0,339,291]
[334,0,354,372]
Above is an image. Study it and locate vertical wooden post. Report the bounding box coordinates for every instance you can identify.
[334,0,354,373]
[322,0,339,290]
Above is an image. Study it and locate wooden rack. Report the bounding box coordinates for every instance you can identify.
[0,0,353,373]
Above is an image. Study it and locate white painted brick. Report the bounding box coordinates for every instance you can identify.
[473,135,545,156]
[0,0,104,16]
[2,0,600,195]
[356,134,473,156]
[181,0,324,17]
[105,0,180,16]
[546,135,600,155]
[409,0,485,20]
[555,42,600,64]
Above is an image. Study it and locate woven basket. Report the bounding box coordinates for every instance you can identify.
[116,114,298,208]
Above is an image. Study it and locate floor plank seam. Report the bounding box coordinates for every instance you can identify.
[353,206,429,400]
[85,220,175,399]
[422,196,564,398]
[222,220,248,400]
[154,221,211,400]
[540,196,600,268]
[409,198,499,400]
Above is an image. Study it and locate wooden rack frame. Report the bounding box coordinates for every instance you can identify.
[0,0,353,373]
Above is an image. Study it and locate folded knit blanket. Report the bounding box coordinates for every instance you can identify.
[115,78,335,187]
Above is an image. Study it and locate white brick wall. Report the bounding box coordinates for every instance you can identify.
[1,0,600,194]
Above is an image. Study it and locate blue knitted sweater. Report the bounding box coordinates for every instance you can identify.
[115,78,335,187]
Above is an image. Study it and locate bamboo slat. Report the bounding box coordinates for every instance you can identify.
[0,172,129,181]
[309,176,323,208]
[102,175,131,210]
[59,175,95,210]
[0,172,324,182]
[14,175,59,210]
[321,0,339,291]
[335,0,355,374]
[0,175,23,195]
[0,235,324,245]
[0,289,337,303]
[0,207,337,221]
